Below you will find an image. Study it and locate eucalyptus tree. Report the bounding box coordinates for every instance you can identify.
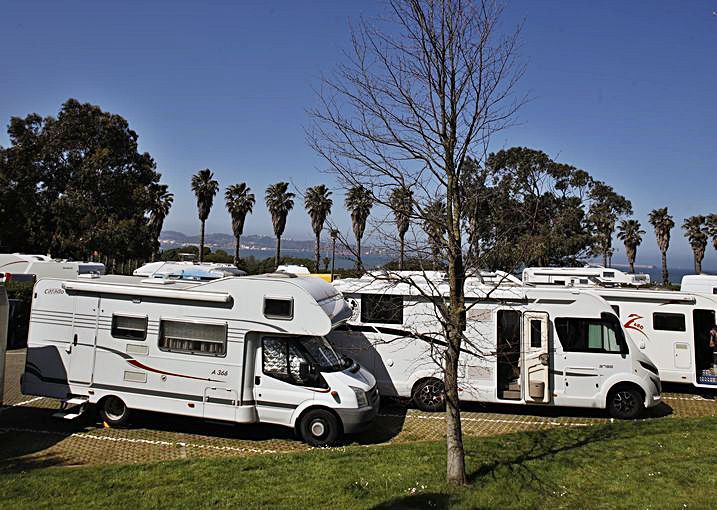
[147,184,174,262]
[683,215,708,274]
[225,183,256,266]
[265,182,295,268]
[344,185,373,272]
[191,169,219,263]
[304,184,333,272]
[389,186,414,270]
[648,207,675,285]
[616,219,644,274]
[309,0,525,485]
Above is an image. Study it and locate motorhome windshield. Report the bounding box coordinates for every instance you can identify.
[299,336,349,372]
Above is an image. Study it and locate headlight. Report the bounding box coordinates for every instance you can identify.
[350,386,368,408]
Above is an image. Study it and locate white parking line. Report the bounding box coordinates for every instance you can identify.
[12,396,44,407]
[0,427,282,455]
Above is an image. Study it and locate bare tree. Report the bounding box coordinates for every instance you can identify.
[309,0,524,485]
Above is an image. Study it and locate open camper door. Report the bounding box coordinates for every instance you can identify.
[68,295,99,386]
[522,312,550,403]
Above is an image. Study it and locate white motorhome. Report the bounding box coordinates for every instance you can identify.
[681,274,717,295]
[0,254,105,282]
[21,273,378,445]
[588,288,717,388]
[329,273,661,419]
[133,261,246,280]
[522,266,650,287]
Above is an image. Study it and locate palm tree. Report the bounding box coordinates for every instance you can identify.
[344,185,373,272]
[616,219,645,274]
[389,186,413,271]
[225,183,256,266]
[423,200,447,270]
[304,185,333,272]
[265,182,295,268]
[706,214,717,252]
[648,207,675,286]
[147,184,174,262]
[683,215,708,274]
[191,169,219,263]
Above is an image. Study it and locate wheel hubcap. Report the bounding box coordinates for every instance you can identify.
[105,398,125,421]
[419,382,444,408]
[310,420,326,437]
[614,391,635,414]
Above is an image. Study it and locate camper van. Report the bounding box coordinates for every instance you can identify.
[133,261,246,280]
[588,288,717,388]
[21,274,378,445]
[681,275,717,295]
[329,273,661,419]
[0,253,105,282]
[522,266,650,287]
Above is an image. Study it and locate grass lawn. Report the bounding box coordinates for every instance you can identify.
[1,416,715,509]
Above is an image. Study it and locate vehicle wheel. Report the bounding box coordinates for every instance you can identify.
[412,378,445,412]
[99,396,131,427]
[608,386,644,419]
[298,409,340,446]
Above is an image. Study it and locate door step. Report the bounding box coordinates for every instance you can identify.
[499,389,521,400]
[52,397,89,420]
[508,382,521,392]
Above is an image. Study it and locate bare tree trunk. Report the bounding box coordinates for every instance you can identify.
[315,232,321,273]
[275,235,282,268]
[445,175,467,486]
[629,259,635,273]
[399,232,405,271]
[695,254,702,274]
[356,236,362,272]
[234,235,241,267]
[199,220,206,263]
[661,251,669,285]
[602,253,607,267]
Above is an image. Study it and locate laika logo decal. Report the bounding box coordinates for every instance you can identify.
[624,313,648,338]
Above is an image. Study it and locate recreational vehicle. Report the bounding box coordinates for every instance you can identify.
[681,274,717,295]
[522,266,650,287]
[21,273,378,445]
[588,288,717,388]
[329,273,661,419]
[133,261,246,280]
[0,253,105,282]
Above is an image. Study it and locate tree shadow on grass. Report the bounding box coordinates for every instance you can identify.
[370,492,450,509]
[466,420,656,497]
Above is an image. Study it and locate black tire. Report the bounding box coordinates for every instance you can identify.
[412,378,446,412]
[298,408,340,446]
[99,396,131,427]
[608,386,644,420]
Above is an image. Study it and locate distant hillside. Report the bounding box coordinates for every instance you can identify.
[160,230,315,252]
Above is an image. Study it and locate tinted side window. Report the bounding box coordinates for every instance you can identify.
[555,317,625,354]
[653,313,686,332]
[360,294,403,324]
[530,320,542,348]
[264,298,293,319]
[111,315,147,341]
[261,336,313,386]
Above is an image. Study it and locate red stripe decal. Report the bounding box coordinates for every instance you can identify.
[127,359,220,382]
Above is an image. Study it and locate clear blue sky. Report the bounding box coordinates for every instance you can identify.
[1,1,715,268]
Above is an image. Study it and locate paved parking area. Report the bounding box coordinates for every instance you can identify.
[3,349,717,470]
